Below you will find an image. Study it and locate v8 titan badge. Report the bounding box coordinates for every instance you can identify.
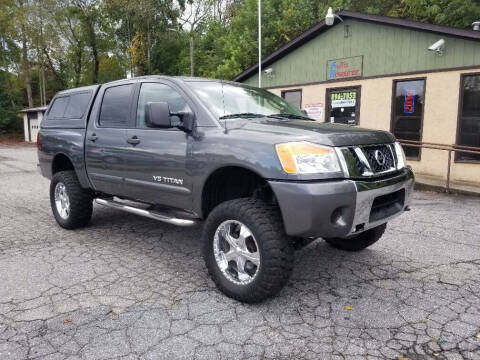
[153,176,184,185]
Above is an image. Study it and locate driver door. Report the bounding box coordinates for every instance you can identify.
[122,81,194,210]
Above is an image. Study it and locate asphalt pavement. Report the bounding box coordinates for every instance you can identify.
[0,145,479,359]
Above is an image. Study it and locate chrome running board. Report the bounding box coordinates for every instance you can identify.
[95,198,198,227]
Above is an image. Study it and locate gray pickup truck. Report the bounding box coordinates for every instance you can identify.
[38,76,414,303]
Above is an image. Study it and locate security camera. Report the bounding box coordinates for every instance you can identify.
[264,68,273,75]
[325,7,343,26]
[325,7,335,26]
[428,39,445,56]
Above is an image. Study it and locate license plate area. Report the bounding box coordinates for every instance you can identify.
[369,189,405,223]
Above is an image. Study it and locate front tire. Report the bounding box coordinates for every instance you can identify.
[50,171,93,229]
[202,198,294,303]
[324,223,387,252]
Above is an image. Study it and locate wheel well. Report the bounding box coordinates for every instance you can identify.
[201,167,276,218]
[52,154,75,175]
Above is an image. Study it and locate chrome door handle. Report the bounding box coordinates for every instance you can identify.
[87,134,98,141]
[127,136,140,145]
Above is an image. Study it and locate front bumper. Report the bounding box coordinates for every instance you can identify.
[268,167,414,238]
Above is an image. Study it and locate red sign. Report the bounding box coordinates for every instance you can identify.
[403,90,415,114]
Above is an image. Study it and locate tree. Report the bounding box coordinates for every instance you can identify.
[72,0,102,83]
[179,0,214,76]
[129,32,149,75]
[54,4,86,87]
[2,0,36,107]
[106,0,183,76]
[98,55,125,82]
[0,71,23,133]
[0,1,20,71]
[1,0,478,133]
[393,0,480,28]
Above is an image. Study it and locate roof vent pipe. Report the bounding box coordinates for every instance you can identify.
[473,21,480,31]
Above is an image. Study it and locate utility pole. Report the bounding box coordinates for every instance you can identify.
[258,0,261,88]
[189,35,194,77]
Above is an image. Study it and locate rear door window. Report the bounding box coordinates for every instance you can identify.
[99,84,134,127]
[63,92,91,119]
[48,97,69,119]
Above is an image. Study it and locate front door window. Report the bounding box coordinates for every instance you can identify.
[136,83,191,127]
[326,87,360,125]
[391,79,425,160]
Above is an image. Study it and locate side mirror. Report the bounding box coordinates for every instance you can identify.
[145,102,172,128]
[177,111,195,133]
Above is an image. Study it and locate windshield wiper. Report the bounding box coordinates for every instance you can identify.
[219,113,265,119]
[268,113,313,120]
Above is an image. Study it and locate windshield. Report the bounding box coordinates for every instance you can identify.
[188,81,309,121]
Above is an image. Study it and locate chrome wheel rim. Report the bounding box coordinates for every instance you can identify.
[213,220,260,285]
[54,182,70,220]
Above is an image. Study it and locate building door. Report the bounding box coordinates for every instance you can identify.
[391,78,425,160]
[27,112,38,142]
[29,118,39,142]
[326,86,361,125]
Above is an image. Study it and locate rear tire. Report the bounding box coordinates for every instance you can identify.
[50,171,93,229]
[202,198,294,303]
[324,223,387,252]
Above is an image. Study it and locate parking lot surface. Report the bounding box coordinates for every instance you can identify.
[0,145,479,360]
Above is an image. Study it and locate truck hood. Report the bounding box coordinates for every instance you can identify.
[223,118,395,147]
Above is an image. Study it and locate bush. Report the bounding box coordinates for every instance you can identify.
[0,112,23,134]
[0,70,23,134]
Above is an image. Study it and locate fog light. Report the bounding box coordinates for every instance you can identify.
[331,207,347,227]
[354,224,365,233]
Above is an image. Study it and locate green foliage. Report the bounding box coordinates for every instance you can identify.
[214,0,282,79]
[0,0,479,136]
[194,21,227,78]
[129,32,149,76]
[98,55,125,83]
[0,71,23,133]
[394,0,480,28]
[151,32,190,76]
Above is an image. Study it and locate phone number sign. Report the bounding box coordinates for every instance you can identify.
[331,91,356,108]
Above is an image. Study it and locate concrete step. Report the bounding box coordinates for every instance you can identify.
[414,174,480,196]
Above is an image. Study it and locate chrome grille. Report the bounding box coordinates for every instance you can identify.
[348,148,366,173]
[338,144,397,178]
[363,145,395,173]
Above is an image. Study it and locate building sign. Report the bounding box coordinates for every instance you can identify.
[304,103,323,121]
[327,56,363,80]
[403,90,416,114]
[331,91,356,108]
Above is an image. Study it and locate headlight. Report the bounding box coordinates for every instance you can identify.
[394,142,406,170]
[275,141,341,174]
